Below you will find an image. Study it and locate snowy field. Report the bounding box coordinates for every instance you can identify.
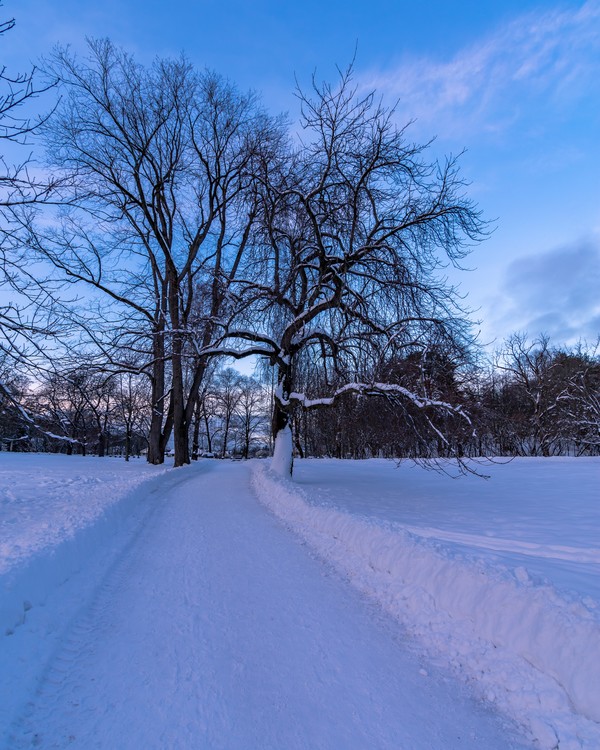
[291,457,600,606]
[0,453,170,576]
[0,452,598,749]
[252,457,600,749]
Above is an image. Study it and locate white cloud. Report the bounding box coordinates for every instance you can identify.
[360,1,600,139]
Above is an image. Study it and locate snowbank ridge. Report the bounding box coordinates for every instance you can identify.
[251,462,600,750]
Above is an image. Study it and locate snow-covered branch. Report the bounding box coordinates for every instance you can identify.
[280,381,471,423]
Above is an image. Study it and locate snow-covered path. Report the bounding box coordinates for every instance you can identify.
[8,461,529,750]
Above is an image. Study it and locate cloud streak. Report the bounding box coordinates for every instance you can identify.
[485,235,600,345]
[360,1,600,139]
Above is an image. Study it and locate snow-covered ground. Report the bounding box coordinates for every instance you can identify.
[0,453,598,748]
[251,457,600,750]
[0,453,170,575]
[291,457,600,606]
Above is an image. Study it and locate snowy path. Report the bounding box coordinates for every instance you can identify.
[8,461,529,750]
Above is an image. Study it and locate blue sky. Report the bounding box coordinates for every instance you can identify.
[3,0,600,350]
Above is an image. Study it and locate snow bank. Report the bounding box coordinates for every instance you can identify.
[251,462,600,750]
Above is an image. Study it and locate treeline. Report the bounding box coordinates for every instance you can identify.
[1,334,598,459]
[0,361,270,460]
[294,334,600,459]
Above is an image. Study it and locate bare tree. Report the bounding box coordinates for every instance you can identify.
[212,367,242,458]
[494,333,561,456]
[31,368,90,453]
[0,2,62,412]
[112,370,151,460]
[28,40,277,466]
[557,340,600,454]
[0,351,30,449]
[234,374,268,458]
[219,68,486,475]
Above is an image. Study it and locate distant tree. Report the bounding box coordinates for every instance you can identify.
[557,341,600,454]
[213,367,242,458]
[83,371,114,457]
[0,352,30,450]
[112,370,151,460]
[196,385,220,457]
[33,368,90,453]
[494,334,564,456]
[233,374,268,458]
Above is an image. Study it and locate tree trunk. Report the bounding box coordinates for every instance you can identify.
[171,342,189,467]
[169,268,190,468]
[147,332,166,465]
[125,425,132,462]
[203,409,213,454]
[191,396,201,461]
[243,421,250,459]
[271,362,294,477]
[172,386,188,467]
[221,413,231,458]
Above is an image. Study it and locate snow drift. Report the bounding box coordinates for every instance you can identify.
[251,461,600,750]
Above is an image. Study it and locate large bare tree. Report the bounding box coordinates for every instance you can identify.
[218,69,486,475]
[27,40,276,465]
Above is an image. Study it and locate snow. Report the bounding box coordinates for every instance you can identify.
[271,424,293,476]
[251,457,600,750]
[1,453,598,748]
[0,454,176,739]
[283,381,471,419]
[0,453,170,575]
[290,457,600,605]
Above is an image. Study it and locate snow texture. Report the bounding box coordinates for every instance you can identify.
[1,459,531,749]
[0,453,170,576]
[251,457,600,750]
[270,424,293,476]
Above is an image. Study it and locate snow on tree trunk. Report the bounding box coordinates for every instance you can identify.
[271,424,293,478]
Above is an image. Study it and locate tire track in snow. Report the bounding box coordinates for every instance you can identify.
[10,462,531,750]
[8,463,215,749]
